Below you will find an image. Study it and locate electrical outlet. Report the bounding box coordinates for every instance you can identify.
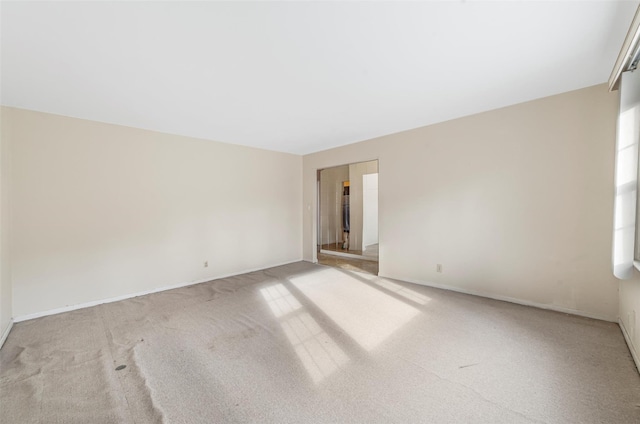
[204,261,209,268]
[436,264,442,273]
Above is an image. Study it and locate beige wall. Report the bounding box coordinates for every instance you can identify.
[0,83,629,332]
[0,108,13,340]
[303,84,620,321]
[5,107,302,318]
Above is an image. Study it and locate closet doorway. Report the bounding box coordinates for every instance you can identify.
[317,160,378,275]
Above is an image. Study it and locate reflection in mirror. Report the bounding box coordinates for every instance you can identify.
[318,160,379,274]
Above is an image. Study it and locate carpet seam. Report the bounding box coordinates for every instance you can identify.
[399,357,548,424]
[96,306,137,424]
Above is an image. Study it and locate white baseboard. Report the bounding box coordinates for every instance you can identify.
[379,274,616,323]
[619,319,640,374]
[0,319,13,349]
[14,259,301,323]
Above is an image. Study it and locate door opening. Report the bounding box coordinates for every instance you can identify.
[317,160,379,275]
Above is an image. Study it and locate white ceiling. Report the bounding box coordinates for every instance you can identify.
[1,1,638,155]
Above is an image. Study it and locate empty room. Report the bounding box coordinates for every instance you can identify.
[3,1,640,423]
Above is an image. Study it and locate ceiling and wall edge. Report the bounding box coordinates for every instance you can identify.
[610,5,640,90]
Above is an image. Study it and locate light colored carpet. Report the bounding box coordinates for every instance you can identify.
[1,261,639,423]
[317,252,379,275]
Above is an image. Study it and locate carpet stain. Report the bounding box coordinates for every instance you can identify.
[458,363,479,369]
